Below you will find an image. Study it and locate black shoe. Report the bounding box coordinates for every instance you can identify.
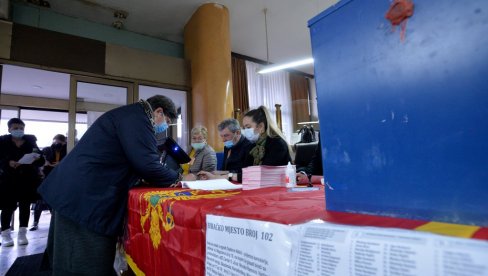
[29,225,39,231]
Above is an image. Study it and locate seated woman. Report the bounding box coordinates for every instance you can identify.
[242,106,291,167]
[181,126,217,177]
[199,106,291,182]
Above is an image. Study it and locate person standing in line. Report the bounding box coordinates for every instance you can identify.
[30,134,68,231]
[0,118,44,247]
[38,95,183,275]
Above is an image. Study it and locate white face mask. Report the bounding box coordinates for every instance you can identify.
[241,128,260,142]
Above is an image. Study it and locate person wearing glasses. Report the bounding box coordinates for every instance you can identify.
[38,95,183,275]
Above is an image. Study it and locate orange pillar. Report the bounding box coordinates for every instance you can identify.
[184,3,233,152]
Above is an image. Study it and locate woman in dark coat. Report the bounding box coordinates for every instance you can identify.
[0,118,44,247]
[242,106,291,166]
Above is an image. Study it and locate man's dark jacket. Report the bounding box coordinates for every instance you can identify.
[222,135,253,174]
[38,102,178,236]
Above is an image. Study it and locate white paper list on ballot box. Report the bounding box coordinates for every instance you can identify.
[205,215,488,276]
[290,223,488,276]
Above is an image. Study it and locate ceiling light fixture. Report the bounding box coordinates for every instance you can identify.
[257,8,314,74]
[258,58,314,74]
[297,120,319,125]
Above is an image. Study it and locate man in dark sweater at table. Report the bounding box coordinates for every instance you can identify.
[218,118,253,182]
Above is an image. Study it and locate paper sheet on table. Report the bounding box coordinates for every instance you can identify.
[181,179,242,190]
[17,153,40,164]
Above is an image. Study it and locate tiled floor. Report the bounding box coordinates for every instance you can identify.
[0,210,51,275]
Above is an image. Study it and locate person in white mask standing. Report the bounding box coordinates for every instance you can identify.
[0,118,44,247]
[181,126,217,177]
[241,106,291,167]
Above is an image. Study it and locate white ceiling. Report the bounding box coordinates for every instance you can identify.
[1,64,70,99]
[1,1,339,109]
[44,0,338,75]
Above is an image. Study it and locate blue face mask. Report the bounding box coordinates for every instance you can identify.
[224,140,234,148]
[154,113,169,134]
[11,130,24,138]
[154,122,168,134]
[191,142,206,150]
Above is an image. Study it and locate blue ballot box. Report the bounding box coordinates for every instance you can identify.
[309,0,488,226]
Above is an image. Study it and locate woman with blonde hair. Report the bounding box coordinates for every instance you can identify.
[241,106,291,166]
[181,126,217,175]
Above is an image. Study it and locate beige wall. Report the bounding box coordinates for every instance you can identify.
[1,22,190,89]
[0,20,12,59]
[105,44,190,88]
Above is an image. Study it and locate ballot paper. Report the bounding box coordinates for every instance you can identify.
[242,165,288,190]
[17,153,40,164]
[181,179,242,190]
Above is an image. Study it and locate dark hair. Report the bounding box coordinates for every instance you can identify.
[146,95,177,121]
[244,107,267,131]
[53,134,67,143]
[217,118,240,133]
[244,106,288,144]
[7,118,25,128]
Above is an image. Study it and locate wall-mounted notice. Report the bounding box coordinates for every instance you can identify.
[289,222,488,276]
[205,215,296,276]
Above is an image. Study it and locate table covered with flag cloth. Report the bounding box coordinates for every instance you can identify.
[125,187,488,276]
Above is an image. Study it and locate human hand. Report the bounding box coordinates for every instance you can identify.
[296,172,309,184]
[197,171,215,180]
[182,173,197,181]
[169,182,182,188]
[9,160,20,169]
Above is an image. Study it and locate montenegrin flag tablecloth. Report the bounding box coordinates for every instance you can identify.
[125,186,488,276]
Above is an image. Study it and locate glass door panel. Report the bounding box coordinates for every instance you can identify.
[19,109,69,148]
[69,76,133,150]
[139,85,188,152]
[0,106,20,135]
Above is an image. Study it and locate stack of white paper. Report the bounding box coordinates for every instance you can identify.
[180,179,242,190]
[242,165,291,190]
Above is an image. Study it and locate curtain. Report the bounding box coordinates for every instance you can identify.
[289,73,310,132]
[245,60,293,143]
[231,56,249,121]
